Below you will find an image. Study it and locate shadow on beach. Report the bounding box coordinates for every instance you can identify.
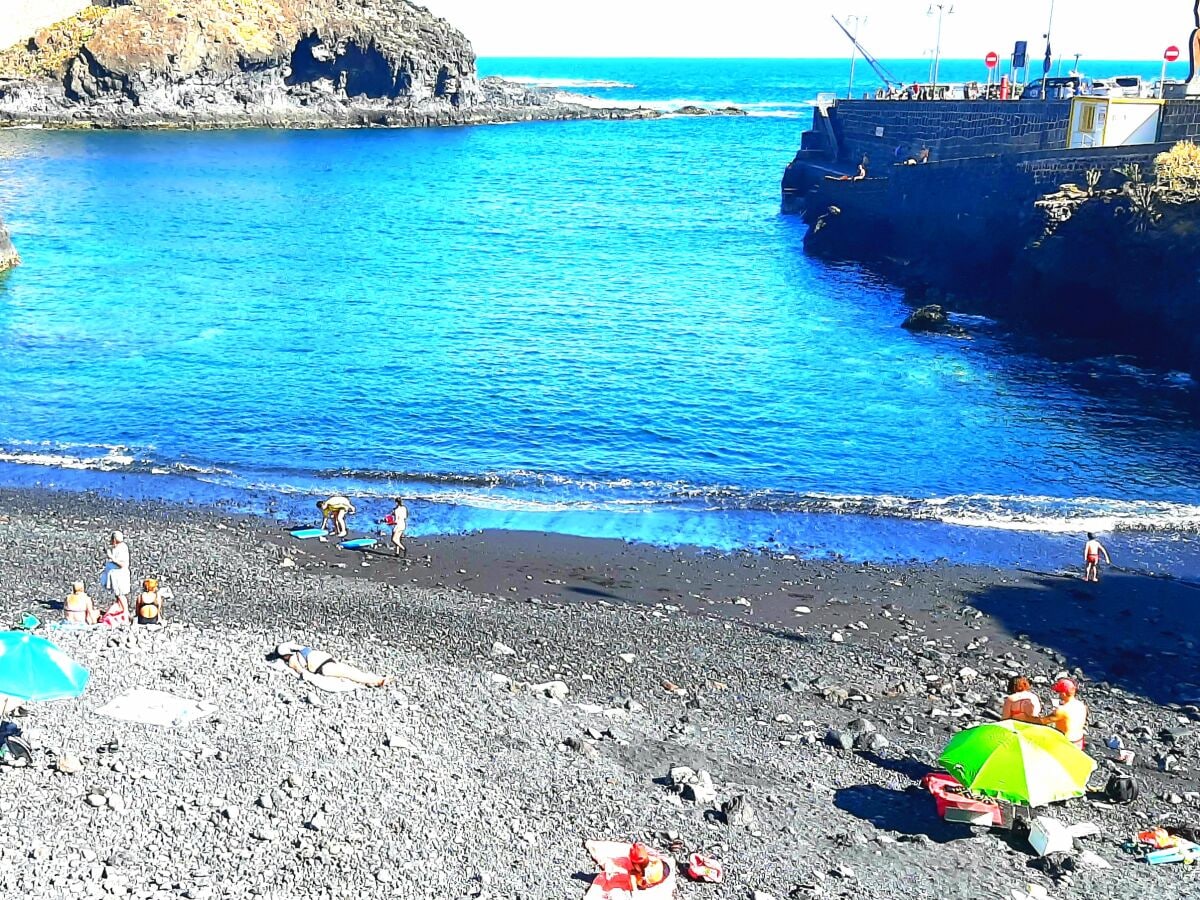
[962,572,1200,707]
[833,785,969,844]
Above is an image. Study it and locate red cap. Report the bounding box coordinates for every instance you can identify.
[1052,678,1076,695]
[629,843,651,865]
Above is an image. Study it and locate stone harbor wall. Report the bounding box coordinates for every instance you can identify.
[800,142,1200,375]
[0,216,18,272]
[0,0,93,52]
[1159,98,1200,142]
[828,99,1074,166]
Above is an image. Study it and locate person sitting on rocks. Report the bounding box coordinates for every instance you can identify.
[1035,678,1088,749]
[135,577,168,625]
[270,643,392,687]
[64,581,99,625]
[1001,676,1041,722]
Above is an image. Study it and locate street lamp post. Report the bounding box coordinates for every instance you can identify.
[1040,0,1057,100]
[846,15,866,99]
[928,4,954,90]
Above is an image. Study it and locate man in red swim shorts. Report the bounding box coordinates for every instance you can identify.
[1083,532,1110,583]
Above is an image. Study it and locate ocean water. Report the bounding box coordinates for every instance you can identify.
[0,58,1198,575]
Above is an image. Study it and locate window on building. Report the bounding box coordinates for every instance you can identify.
[1080,104,1097,132]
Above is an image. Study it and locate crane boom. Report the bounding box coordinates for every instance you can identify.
[831,16,901,88]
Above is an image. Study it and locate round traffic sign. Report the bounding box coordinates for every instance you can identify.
[985,51,999,69]
[1166,45,1181,62]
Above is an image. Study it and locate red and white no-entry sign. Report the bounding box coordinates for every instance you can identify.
[985,51,999,69]
[1165,45,1181,62]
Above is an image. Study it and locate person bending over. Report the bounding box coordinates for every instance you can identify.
[316,495,356,537]
[1001,676,1041,722]
[271,643,392,687]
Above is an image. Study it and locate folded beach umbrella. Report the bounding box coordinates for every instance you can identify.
[938,720,1095,807]
[0,632,89,702]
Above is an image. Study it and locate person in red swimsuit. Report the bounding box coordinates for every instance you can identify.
[1083,532,1111,583]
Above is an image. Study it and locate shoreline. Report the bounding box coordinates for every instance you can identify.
[3,486,1200,898]
[4,462,1200,582]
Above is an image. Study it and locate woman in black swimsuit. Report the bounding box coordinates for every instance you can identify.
[272,643,392,687]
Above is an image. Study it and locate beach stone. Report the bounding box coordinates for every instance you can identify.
[669,766,697,785]
[56,754,83,775]
[375,869,394,884]
[826,729,854,751]
[682,770,717,805]
[854,732,890,752]
[490,641,516,657]
[531,681,569,701]
[721,794,756,827]
[85,793,106,808]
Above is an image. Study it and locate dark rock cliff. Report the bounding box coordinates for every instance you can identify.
[0,1,654,128]
[798,147,1200,376]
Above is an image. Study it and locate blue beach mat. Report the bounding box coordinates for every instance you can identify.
[339,538,378,550]
[289,528,328,539]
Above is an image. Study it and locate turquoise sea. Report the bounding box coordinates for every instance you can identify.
[0,58,1198,575]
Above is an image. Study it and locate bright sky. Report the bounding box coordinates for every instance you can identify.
[422,0,1195,60]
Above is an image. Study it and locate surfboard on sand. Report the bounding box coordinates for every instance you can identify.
[289,528,328,539]
[339,538,378,550]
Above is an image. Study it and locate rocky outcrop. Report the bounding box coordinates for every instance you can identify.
[0,1,655,128]
[900,305,967,337]
[0,216,18,273]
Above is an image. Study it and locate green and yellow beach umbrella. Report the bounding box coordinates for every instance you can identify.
[938,720,1095,807]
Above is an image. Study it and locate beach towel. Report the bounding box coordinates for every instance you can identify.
[96,688,216,728]
[267,658,363,692]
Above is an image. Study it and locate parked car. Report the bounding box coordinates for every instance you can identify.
[1021,75,1092,100]
[1090,75,1145,98]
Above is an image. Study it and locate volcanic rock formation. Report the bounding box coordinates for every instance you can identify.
[0,217,18,272]
[0,1,653,128]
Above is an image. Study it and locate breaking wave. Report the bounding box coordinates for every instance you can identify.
[501,76,636,89]
[0,444,1196,536]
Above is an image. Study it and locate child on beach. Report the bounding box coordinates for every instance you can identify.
[64,581,99,625]
[1083,532,1111,582]
[386,498,408,557]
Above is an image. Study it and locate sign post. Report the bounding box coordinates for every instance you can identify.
[1162,45,1180,98]
[985,51,999,89]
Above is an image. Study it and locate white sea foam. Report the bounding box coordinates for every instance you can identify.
[1,448,1196,535]
[500,76,636,89]
[553,91,808,117]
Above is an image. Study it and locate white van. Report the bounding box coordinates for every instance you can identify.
[1090,75,1145,98]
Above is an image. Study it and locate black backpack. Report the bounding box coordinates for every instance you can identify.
[1105,772,1139,805]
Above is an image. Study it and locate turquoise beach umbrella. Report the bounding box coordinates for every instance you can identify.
[0,632,89,702]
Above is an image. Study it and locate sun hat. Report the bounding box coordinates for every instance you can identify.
[1052,678,1077,695]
